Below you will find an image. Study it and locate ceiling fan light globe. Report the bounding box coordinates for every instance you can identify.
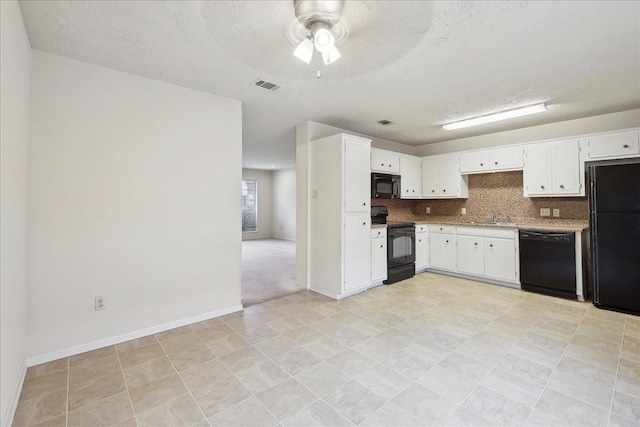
[322,46,341,65]
[293,38,314,64]
[314,28,335,53]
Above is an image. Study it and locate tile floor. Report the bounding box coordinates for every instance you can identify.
[13,273,640,427]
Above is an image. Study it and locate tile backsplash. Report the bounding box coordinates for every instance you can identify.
[372,171,589,223]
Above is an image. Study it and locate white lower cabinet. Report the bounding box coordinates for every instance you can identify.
[484,237,517,282]
[344,214,372,291]
[415,229,429,270]
[457,235,484,276]
[371,228,387,283]
[429,228,456,271]
[427,225,518,285]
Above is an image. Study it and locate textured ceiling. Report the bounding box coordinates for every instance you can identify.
[19,1,640,169]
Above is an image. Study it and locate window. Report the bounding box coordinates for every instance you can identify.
[242,180,257,232]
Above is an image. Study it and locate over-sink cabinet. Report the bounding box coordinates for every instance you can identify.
[309,133,372,299]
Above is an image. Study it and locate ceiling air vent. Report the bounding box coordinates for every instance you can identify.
[253,79,282,92]
[377,120,394,126]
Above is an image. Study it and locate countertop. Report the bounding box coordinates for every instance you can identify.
[372,218,589,232]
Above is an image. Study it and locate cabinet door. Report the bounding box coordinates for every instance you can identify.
[457,235,484,276]
[552,140,581,195]
[490,147,524,170]
[422,157,440,198]
[371,238,387,282]
[415,232,428,270]
[587,132,639,159]
[440,155,461,197]
[429,233,456,271]
[400,156,422,198]
[459,152,490,174]
[344,139,371,213]
[344,214,371,291]
[524,144,552,196]
[484,238,516,282]
[371,149,400,173]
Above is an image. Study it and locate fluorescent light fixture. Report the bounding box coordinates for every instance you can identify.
[443,103,548,131]
[322,46,341,65]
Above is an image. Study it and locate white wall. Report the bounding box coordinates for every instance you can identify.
[0,2,31,424]
[242,169,272,240]
[272,168,296,241]
[27,52,242,360]
[416,109,640,156]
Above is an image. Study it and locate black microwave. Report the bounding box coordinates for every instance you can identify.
[371,173,401,199]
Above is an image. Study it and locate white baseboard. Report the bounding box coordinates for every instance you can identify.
[273,236,296,242]
[295,281,308,289]
[25,304,243,367]
[4,362,27,427]
[425,268,521,290]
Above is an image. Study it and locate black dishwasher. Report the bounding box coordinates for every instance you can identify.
[519,230,576,299]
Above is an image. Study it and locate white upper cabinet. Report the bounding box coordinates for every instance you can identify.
[459,147,523,174]
[371,149,400,174]
[421,154,468,199]
[345,138,371,212]
[552,140,581,194]
[586,131,639,160]
[524,139,582,197]
[399,155,422,198]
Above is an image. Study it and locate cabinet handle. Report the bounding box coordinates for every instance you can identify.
[389,165,392,167]
[380,244,383,248]
[419,239,422,242]
[541,185,545,189]
[381,163,385,166]
[623,144,630,148]
[446,240,449,243]
[431,190,435,193]
[480,163,483,166]
[363,222,366,226]
[559,184,564,189]
[474,242,478,246]
[443,189,446,192]
[490,244,493,248]
[440,227,443,231]
[406,189,409,192]
[363,202,366,205]
[412,190,415,192]
[495,161,498,165]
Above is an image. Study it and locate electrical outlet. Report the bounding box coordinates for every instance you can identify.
[553,208,560,217]
[461,208,467,215]
[95,296,105,311]
[540,208,551,217]
[426,207,431,214]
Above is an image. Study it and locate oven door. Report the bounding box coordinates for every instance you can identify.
[388,227,416,267]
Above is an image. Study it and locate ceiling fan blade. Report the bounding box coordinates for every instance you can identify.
[294,38,314,64]
[322,46,341,65]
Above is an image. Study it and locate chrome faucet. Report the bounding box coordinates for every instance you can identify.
[491,211,502,223]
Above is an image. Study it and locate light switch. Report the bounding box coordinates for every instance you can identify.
[426,207,431,214]
[553,208,560,217]
[461,208,467,215]
[540,208,550,217]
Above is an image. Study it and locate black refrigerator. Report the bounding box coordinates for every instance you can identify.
[589,158,640,315]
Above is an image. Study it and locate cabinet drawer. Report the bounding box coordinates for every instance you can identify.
[415,224,429,233]
[587,132,639,159]
[429,225,456,234]
[370,227,387,239]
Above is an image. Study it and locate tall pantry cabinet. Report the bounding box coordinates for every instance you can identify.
[309,133,372,299]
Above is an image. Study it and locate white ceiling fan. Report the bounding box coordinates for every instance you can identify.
[291,0,348,66]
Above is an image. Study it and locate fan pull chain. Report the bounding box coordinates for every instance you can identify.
[316,51,321,79]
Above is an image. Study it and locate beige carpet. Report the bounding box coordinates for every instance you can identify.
[242,238,304,306]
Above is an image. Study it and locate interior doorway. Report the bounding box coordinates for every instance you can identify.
[241,168,302,306]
